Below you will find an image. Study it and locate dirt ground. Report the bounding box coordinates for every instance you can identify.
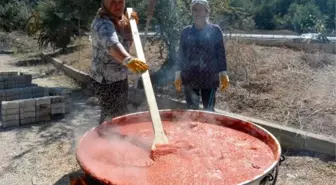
[0,32,335,185]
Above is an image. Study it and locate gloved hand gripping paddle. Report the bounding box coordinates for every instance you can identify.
[122,56,149,73]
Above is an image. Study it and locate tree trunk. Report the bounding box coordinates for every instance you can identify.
[137,0,182,88]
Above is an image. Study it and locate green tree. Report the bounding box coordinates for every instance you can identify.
[251,0,293,30]
[36,0,76,49]
[289,2,326,33]
[211,0,254,30]
[145,0,185,86]
[254,3,276,30]
[0,0,31,31]
[326,0,335,30]
[35,0,100,50]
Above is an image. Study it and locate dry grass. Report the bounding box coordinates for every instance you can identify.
[56,37,92,74]
[0,31,53,55]
[219,39,336,136]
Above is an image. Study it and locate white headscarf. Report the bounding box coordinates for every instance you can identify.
[190,0,210,12]
[190,0,210,22]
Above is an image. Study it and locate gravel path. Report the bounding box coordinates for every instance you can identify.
[0,54,335,185]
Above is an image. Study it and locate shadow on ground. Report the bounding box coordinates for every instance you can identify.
[53,169,107,185]
[53,169,83,185]
[282,148,336,163]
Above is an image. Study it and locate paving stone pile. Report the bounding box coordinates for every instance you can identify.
[0,71,66,128]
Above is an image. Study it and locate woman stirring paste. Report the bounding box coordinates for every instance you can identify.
[90,0,149,124]
[174,0,230,111]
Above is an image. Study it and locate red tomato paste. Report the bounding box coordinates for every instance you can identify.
[76,121,275,185]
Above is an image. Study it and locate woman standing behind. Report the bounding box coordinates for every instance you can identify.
[174,0,230,111]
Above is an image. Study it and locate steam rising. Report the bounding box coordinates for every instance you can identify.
[96,124,153,185]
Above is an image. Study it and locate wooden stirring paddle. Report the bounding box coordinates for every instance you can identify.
[126,8,169,150]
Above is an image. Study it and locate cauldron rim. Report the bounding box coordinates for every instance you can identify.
[76,109,282,185]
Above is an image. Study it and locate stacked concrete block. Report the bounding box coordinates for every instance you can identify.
[0,76,6,90]
[0,71,68,128]
[48,87,66,96]
[0,77,4,90]
[14,75,32,88]
[5,75,16,89]
[1,72,18,76]
[1,95,67,128]
[0,72,18,78]
[6,89,20,101]
[1,100,20,128]
[0,72,32,90]
[51,96,65,115]
[1,77,9,90]
[0,90,6,107]
[19,87,33,99]
[19,99,36,125]
[35,97,51,122]
[0,86,49,105]
[48,88,71,113]
[32,86,49,98]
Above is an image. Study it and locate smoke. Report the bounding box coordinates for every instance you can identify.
[96,123,153,185]
[71,107,153,185]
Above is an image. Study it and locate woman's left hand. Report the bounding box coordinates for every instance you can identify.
[128,11,139,24]
[122,11,139,40]
[174,71,182,93]
[219,71,229,91]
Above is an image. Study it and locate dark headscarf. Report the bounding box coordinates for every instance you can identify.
[96,1,127,33]
[96,0,139,41]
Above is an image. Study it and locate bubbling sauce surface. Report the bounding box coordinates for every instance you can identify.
[77,121,275,185]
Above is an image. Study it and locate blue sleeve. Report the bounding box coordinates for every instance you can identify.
[214,25,227,72]
[176,28,187,71]
[95,19,120,49]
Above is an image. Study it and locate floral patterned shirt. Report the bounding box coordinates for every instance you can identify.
[90,16,131,83]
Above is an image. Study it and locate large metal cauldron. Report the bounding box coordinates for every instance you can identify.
[76,109,284,185]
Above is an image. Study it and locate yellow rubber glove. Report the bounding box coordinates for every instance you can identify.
[219,71,229,91]
[174,71,182,92]
[122,57,149,73]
